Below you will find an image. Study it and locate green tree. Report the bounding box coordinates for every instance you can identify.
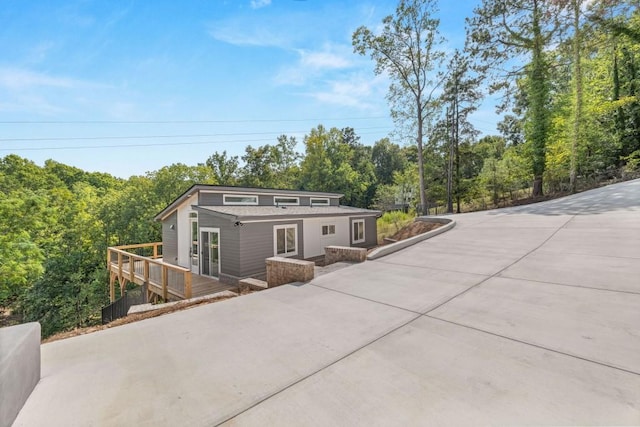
[239,136,300,189]
[371,138,407,185]
[468,0,565,196]
[353,0,445,214]
[205,150,239,185]
[299,126,375,207]
[442,50,481,212]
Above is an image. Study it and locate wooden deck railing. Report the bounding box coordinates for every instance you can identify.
[107,243,192,302]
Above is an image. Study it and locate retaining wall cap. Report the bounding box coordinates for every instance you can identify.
[266,257,315,266]
[325,245,366,251]
[367,217,456,260]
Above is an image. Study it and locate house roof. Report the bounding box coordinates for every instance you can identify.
[193,205,380,222]
[154,184,345,221]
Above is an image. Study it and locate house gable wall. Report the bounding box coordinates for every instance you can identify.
[162,211,178,265]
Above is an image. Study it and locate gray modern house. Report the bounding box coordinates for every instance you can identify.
[154,185,380,284]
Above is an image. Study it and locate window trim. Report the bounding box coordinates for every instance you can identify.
[352,219,365,244]
[274,196,299,206]
[321,224,336,236]
[223,194,259,205]
[310,197,330,206]
[273,224,298,257]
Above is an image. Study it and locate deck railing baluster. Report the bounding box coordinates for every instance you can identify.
[108,243,195,302]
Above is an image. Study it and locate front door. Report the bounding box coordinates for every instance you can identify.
[200,228,220,278]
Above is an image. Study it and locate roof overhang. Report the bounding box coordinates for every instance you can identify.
[193,205,381,223]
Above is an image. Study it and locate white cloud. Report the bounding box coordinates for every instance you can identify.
[0,68,81,90]
[0,67,116,116]
[250,0,271,9]
[303,73,388,110]
[208,23,289,48]
[299,50,352,70]
[0,93,67,115]
[274,44,354,86]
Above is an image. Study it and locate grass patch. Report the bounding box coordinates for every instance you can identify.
[377,211,415,244]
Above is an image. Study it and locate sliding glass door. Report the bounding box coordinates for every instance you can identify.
[200,228,220,278]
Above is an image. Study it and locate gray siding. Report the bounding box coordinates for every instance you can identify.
[199,192,223,206]
[305,197,339,206]
[199,192,273,206]
[259,195,274,206]
[238,220,304,277]
[197,212,241,277]
[162,211,178,265]
[198,191,341,207]
[350,216,378,249]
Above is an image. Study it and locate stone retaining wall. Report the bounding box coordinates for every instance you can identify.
[324,246,367,265]
[265,257,314,287]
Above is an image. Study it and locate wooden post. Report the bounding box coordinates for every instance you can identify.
[162,265,168,301]
[185,272,192,299]
[153,243,158,259]
[144,260,149,287]
[107,248,114,302]
[117,252,123,287]
[109,273,116,302]
[129,255,135,283]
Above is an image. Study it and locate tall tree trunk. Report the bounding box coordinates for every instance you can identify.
[530,0,548,197]
[570,0,583,194]
[417,104,427,215]
[613,42,625,157]
[454,92,461,213]
[446,107,454,213]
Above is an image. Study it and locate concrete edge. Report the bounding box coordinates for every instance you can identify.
[0,322,41,427]
[127,290,238,315]
[367,216,456,260]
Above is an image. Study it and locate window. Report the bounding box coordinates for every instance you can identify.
[274,224,297,256]
[223,194,258,205]
[321,224,336,236]
[274,196,299,206]
[189,212,197,218]
[310,198,329,206]
[352,219,365,244]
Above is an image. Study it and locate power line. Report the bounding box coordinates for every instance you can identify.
[0,130,392,152]
[0,127,392,142]
[0,116,389,125]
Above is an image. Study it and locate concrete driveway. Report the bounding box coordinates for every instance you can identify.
[13,179,640,426]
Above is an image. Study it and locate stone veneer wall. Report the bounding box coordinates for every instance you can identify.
[265,257,314,287]
[324,246,367,265]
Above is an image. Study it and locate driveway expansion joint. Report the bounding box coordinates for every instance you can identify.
[214,311,425,426]
[496,274,640,295]
[424,215,576,316]
[424,315,640,377]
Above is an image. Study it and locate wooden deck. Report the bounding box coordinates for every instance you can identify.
[107,243,236,302]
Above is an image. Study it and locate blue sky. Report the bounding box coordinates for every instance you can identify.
[0,0,499,178]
